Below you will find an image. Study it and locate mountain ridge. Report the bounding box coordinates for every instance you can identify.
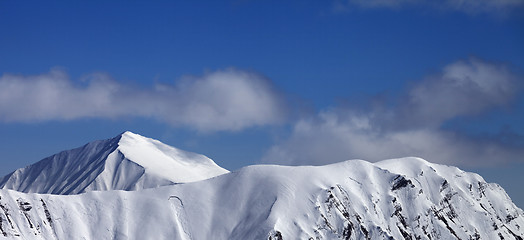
[0,157,522,239]
[0,132,522,239]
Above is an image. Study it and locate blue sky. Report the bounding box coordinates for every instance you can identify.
[1,0,523,206]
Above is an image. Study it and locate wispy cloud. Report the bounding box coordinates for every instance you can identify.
[391,58,518,129]
[0,68,288,132]
[335,0,524,14]
[262,58,524,167]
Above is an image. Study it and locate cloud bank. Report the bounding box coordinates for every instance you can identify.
[336,0,524,14]
[0,68,287,132]
[262,58,524,167]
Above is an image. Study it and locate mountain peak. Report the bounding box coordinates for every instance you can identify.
[119,130,140,138]
[115,131,228,183]
[0,131,229,194]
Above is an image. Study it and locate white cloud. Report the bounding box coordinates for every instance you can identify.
[0,68,288,132]
[262,112,524,167]
[262,58,524,167]
[444,0,524,13]
[393,58,518,129]
[340,0,524,14]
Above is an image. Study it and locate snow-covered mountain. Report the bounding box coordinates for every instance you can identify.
[0,131,228,194]
[0,155,522,239]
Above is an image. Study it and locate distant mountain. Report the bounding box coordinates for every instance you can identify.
[0,131,228,194]
[0,156,522,239]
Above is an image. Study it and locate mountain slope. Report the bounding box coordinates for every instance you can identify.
[0,157,522,239]
[0,131,228,194]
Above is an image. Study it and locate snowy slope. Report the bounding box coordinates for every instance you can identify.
[0,131,228,194]
[0,157,522,239]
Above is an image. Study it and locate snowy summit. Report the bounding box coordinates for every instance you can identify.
[0,132,522,239]
[0,131,228,194]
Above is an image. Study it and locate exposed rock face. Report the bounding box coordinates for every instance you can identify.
[305,158,524,240]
